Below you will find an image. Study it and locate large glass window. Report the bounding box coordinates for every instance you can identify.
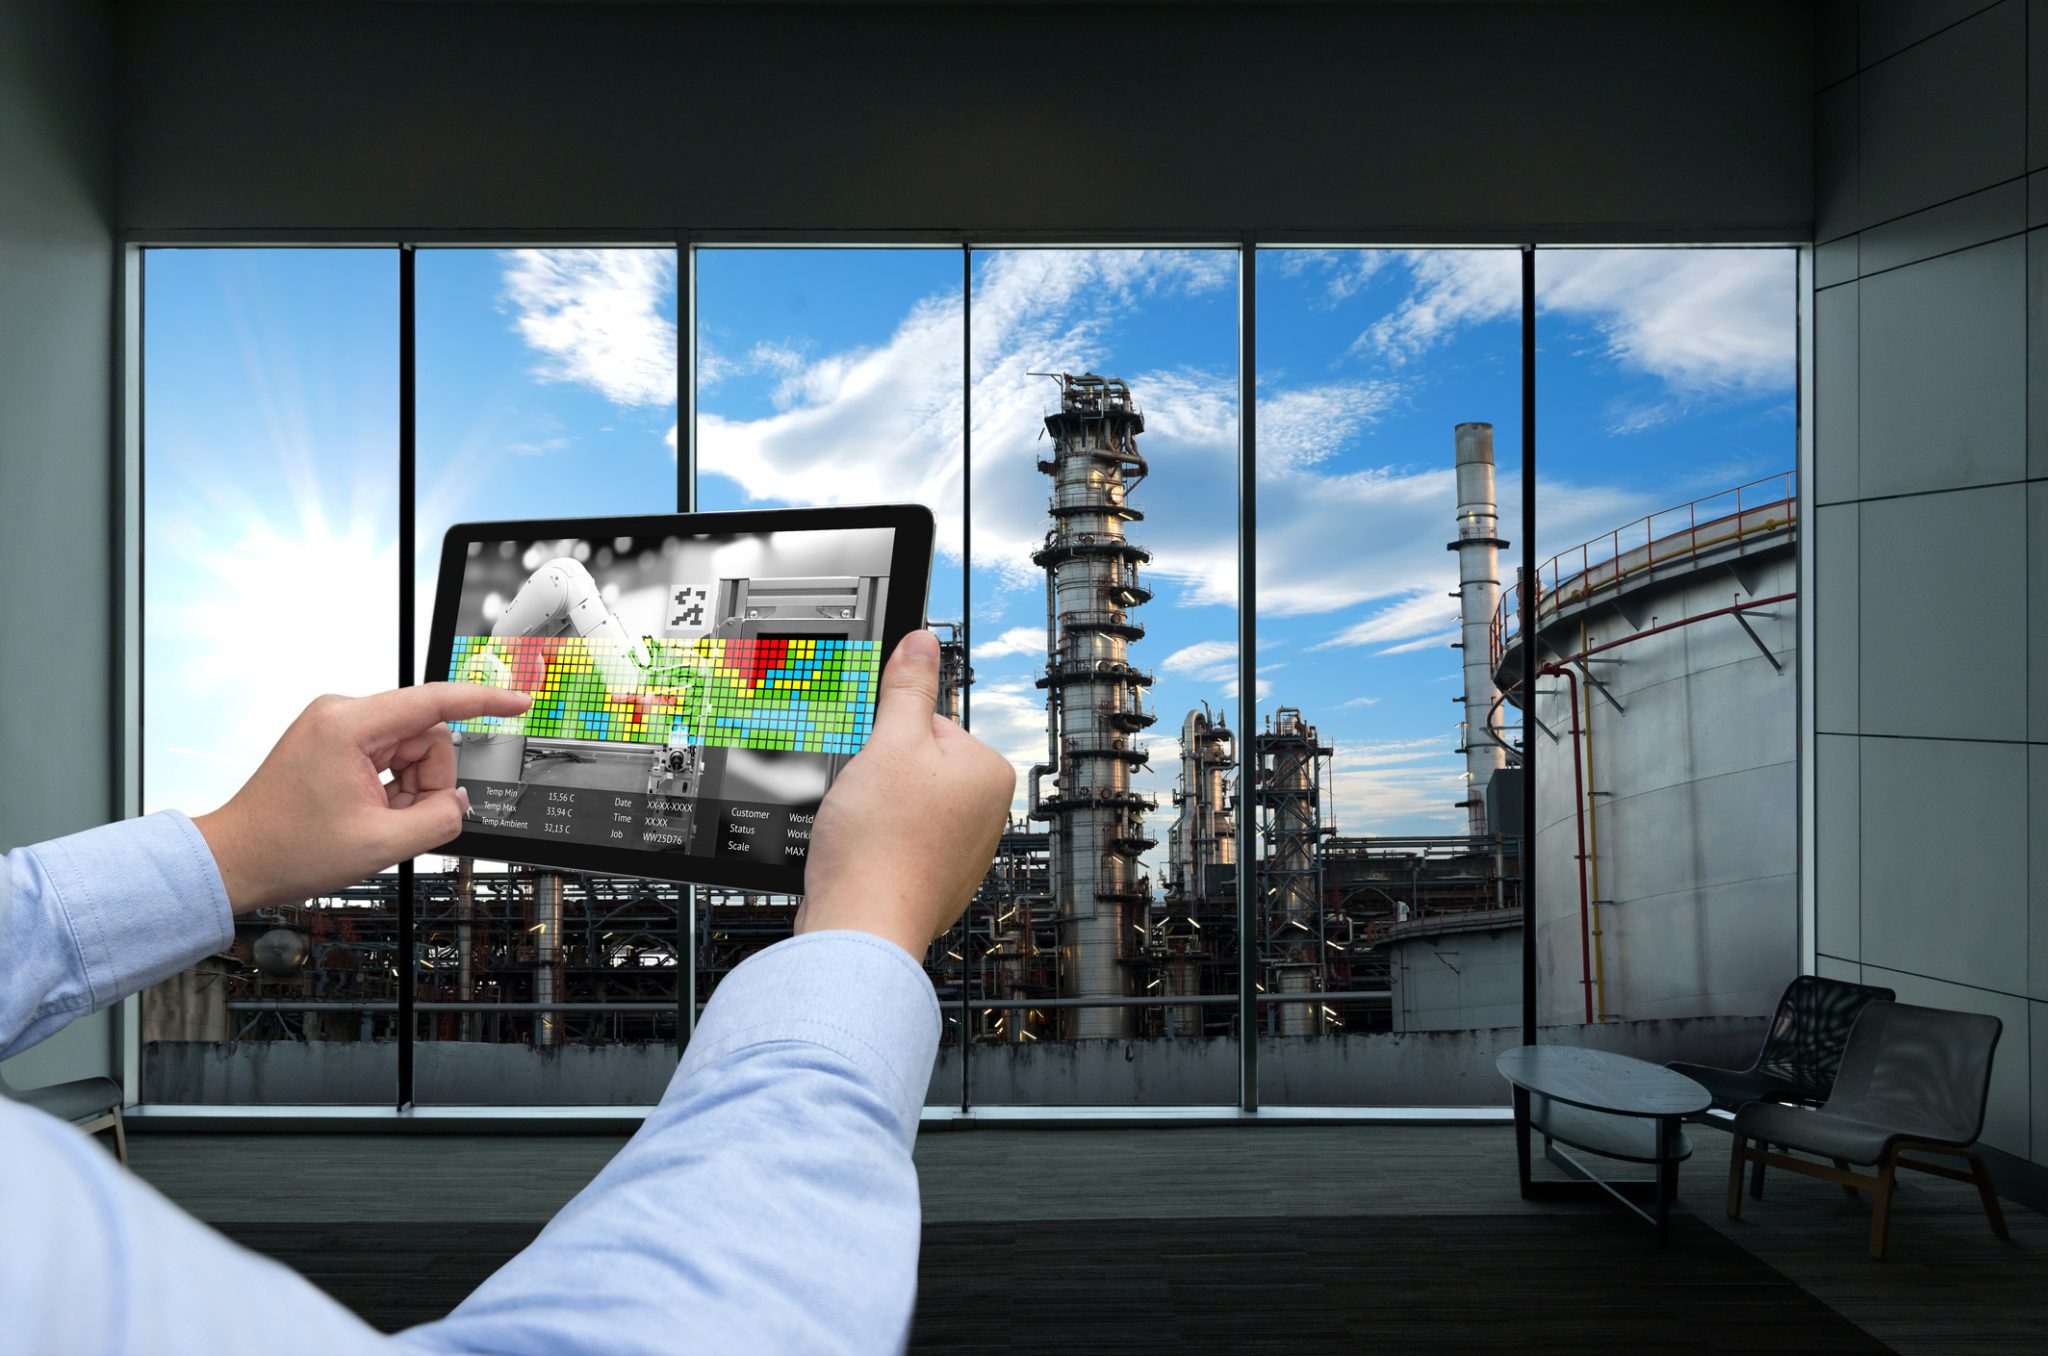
[413,248,681,1105]
[141,249,399,1104]
[135,240,1799,1112]
[694,248,965,1100]
[966,248,1240,1104]
[1253,249,1525,1105]
[1526,249,1799,1054]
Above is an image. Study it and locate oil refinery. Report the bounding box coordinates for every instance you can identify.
[144,374,1794,1106]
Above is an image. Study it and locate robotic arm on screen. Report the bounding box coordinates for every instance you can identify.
[496,557,653,669]
[456,557,704,803]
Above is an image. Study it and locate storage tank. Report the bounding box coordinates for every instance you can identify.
[1494,476,1797,1025]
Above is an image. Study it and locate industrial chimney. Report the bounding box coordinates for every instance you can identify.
[1449,422,1508,835]
[1028,374,1157,1041]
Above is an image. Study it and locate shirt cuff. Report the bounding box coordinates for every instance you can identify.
[678,930,941,1140]
[28,811,236,1014]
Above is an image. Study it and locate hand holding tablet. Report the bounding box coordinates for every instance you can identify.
[424,505,935,895]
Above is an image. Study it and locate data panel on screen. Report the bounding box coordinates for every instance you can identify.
[426,507,931,891]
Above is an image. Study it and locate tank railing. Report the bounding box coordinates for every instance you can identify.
[1492,471,1796,668]
[1058,607,1143,635]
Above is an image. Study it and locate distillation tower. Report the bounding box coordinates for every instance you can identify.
[1030,373,1157,1041]
[1257,708,1332,1036]
[1161,706,1236,1036]
[1449,421,1508,834]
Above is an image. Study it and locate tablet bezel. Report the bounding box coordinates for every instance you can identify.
[422,504,934,894]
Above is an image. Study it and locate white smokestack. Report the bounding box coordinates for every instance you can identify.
[1450,422,1508,834]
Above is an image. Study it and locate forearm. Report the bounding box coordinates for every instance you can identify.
[405,931,940,1356]
[0,812,234,1060]
[0,1096,392,1355]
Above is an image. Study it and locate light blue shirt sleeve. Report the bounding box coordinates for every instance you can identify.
[0,810,234,1061]
[1,813,941,1356]
[405,931,940,1356]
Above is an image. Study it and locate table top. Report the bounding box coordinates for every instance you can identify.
[1496,1045,1711,1118]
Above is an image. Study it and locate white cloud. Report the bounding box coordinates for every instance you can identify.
[1160,639,1238,677]
[1340,695,1381,708]
[1320,737,1472,832]
[1259,381,1402,471]
[973,626,1046,660]
[1155,638,1268,701]
[1359,248,1795,408]
[500,249,677,406]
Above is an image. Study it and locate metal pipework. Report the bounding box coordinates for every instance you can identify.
[533,870,564,1047]
[456,856,477,1043]
[1449,422,1509,834]
[1256,708,1331,1037]
[1029,374,1157,1041]
[932,620,972,725]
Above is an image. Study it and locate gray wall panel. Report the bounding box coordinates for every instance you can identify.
[1818,0,1860,89]
[1813,0,2045,1179]
[1817,79,1862,241]
[1858,179,2024,273]
[2034,747,2048,999]
[1861,0,2005,66]
[1817,284,1861,503]
[2035,1002,2047,1163]
[0,0,116,1091]
[1816,955,1864,983]
[1815,505,1859,730]
[1859,239,2026,499]
[1817,735,1862,961]
[1858,1,2025,226]
[2034,483,2048,739]
[1860,737,2029,998]
[2032,231,2048,478]
[1858,487,2027,742]
[2034,0,2048,168]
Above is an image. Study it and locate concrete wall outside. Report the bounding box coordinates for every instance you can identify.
[0,0,118,1093]
[143,1015,1766,1107]
[1388,925,1524,1033]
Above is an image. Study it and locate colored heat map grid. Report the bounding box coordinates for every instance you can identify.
[446,635,879,755]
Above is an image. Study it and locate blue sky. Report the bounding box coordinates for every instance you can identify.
[143,246,1796,859]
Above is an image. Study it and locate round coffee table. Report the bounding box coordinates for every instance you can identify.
[1497,1045,1712,1240]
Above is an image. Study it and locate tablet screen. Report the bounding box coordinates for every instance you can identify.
[440,525,896,873]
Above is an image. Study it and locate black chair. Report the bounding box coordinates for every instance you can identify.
[1669,974,1897,1114]
[1726,1000,2006,1260]
[1669,975,1895,1201]
[0,1067,128,1165]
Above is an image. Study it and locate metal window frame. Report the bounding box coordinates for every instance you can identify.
[115,234,1803,1126]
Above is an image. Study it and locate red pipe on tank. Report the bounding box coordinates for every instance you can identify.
[1522,590,1797,1026]
[1538,663,1596,1023]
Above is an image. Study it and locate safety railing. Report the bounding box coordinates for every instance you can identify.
[1491,471,1795,669]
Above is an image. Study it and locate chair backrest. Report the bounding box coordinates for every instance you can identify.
[1826,1000,2003,1146]
[1752,974,1896,1100]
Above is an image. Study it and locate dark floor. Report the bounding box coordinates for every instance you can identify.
[130,1126,2047,1354]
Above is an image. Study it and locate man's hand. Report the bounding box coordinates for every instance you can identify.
[194,684,532,914]
[797,630,1015,958]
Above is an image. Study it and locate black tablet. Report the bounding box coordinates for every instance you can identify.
[424,505,934,893]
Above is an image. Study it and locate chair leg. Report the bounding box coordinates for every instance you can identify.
[1964,1153,2009,1241]
[109,1106,129,1168]
[1750,1142,1768,1199]
[1726,1133,1748,1220]
[1868,1151,1898,1261]
[1832,1157,1860,1198]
